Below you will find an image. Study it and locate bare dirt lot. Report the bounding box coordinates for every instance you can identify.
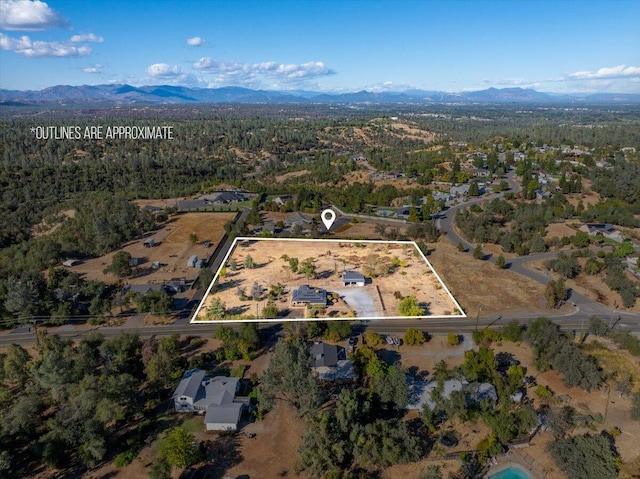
[429,240,551,316]
[196,239,463,321]
[66,212,236,284]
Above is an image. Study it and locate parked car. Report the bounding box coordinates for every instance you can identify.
[348,336,357,347]
[393,337,403,346]
[385,335,394,345]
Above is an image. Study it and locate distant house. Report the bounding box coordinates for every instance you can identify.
[450,184,470,197]
[430,191,454,203]
[286,212,312,228]
[309,342,357,381]
[407,379,497,410]
[173,369,246,431]
[213,191,247,204]
[292,285,327,306]
[143,205,164,213]
[125,283,166,295]
[472,168,491,177]
[579,223,623,242]
[62,259,80,267]
[274,195,293,207]
[395,206,411,219]
[187,255,199,267]
[167,277,187,293]
[352,154,367,162]
[143,237,158,248]
[342,271,365,287]
[535,189,552,201]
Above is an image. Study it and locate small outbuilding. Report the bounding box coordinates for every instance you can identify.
[342,271,365,287]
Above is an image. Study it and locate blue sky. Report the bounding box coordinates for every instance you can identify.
[1,0,639,93]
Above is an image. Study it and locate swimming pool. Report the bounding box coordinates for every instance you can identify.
[488,465,532,479]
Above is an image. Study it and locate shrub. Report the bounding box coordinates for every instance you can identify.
[447,332,461,346]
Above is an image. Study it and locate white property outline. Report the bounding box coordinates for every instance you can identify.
[190,237,466,323]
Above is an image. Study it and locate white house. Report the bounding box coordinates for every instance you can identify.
[173,369,245,431]
[342,271,366,287]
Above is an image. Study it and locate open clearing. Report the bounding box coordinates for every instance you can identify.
[193,238,464,322]
[429,240,553,316]
[65,212,236,284]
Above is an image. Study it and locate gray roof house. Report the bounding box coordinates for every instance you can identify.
[579,223,623,242]
[342,271,366,287]
[309,342,357,381]
[292,285,327,306]
[286,212,312,227]
[173,369,245,431]
[213,191,247,204]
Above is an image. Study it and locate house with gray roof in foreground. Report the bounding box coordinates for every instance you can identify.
[173,369,247,431]
[309,342,357,381]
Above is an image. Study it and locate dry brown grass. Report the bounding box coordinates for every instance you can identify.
[428,240,551,316]
[65,212,235,284]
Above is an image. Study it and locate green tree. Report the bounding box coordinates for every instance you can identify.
[149,456,172,479]
[243,254,255,269]
[206,298,226,320]
[468,181,480,196]
[364,330,383,346]
[398,296,425,316]
[447,332,460,346]
[103,251,133,278]
[404,328,426,345]
[299,258,317,279]
[548,434,619,479]
[146,336,183,389]
[288,257,299,273]
[324,321,352,342]
[158,426,202,468]
[473,244,484,260]
[3,344,31,388]
[495,254,507,269]
[500,320,523,342]
[258,338,323,415]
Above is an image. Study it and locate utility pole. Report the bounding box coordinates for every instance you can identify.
[476,305,482,331]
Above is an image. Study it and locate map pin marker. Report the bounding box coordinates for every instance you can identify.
[321,209,336,230]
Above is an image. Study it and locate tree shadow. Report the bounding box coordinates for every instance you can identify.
[227,305,250,316]
[201,433,244,479]
[378,348,401,365]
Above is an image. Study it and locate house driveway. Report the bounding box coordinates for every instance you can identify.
[334,288,381,318]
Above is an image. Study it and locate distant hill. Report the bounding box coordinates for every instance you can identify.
[1,84,639,106]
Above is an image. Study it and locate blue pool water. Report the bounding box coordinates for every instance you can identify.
[488,466,532,479]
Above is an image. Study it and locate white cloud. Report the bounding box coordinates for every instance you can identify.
[193,57,335,87]
[0,0,69,31]
[70,33,103,43]
[566,65,640,80]
[83,64,103,73]
[187,36,204,46]
[146,63,182,77]
[144,62,202,86]
[0,32,91,57]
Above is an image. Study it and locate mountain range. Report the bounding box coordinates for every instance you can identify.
[1,84,639,105]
